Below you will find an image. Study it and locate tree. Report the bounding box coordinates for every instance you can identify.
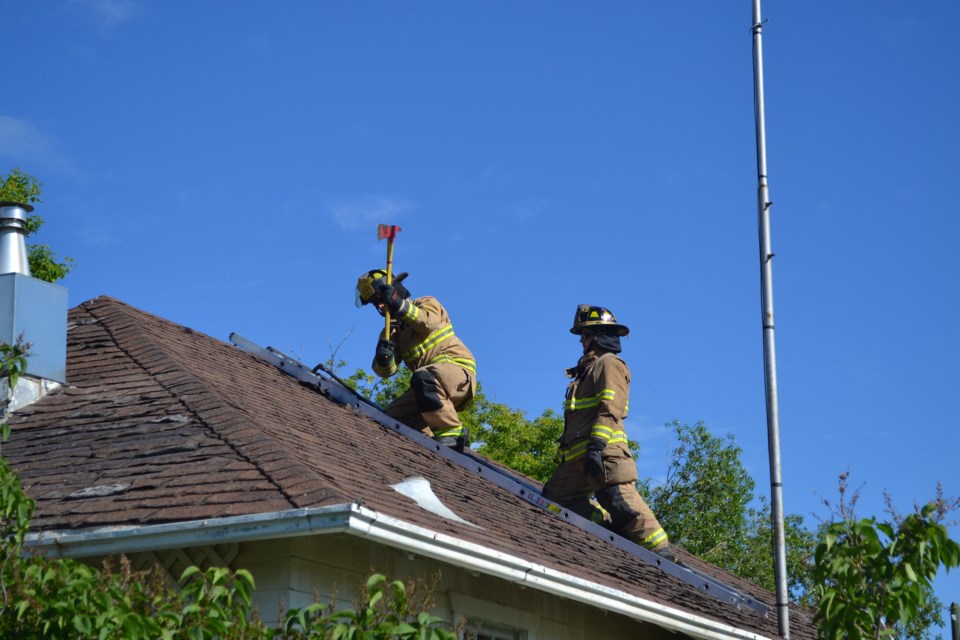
[0,167,42,205]
[812,473,960,640]
[0,167,74,283]
[333,352,559,483]
[639,420,816,599]
[461,389,566,484]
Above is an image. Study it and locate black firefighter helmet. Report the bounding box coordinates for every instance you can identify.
[355,269,409,307]
[569,304,630,336]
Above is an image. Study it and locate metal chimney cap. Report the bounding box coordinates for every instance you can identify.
[0,201,35,213]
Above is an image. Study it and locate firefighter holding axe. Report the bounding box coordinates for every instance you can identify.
[354,225,476,451]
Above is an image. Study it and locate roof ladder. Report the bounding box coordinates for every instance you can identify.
[230,333,770,616]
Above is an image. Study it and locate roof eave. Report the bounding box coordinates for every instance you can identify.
[25,504,771,640]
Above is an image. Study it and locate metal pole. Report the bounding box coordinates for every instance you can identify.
[950,602,959,640]
[751,1,790,637]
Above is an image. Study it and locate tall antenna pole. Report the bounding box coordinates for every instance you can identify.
[751,1,790,637]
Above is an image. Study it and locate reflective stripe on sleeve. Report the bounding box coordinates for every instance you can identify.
[399,300,419,323]
[589,425,628,445]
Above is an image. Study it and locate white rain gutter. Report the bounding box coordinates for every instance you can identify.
[26,504,772,640]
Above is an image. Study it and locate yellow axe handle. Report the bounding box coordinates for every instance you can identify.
[384,235,395,337]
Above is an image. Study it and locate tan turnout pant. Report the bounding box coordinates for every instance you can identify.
[542,445,669,552]
[384,362,474,439]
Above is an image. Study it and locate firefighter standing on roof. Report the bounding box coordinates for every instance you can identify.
[355,269,475,450]
[542,305,673,560]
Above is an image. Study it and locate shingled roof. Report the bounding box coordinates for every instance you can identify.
[4,296,816,639]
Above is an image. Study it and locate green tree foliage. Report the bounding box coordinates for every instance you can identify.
[462,389,565,484]
[0,167,75,283]
[640,420,816,599]
[338,357,618,484]
[812,474,960,640]
[0,167,42,205]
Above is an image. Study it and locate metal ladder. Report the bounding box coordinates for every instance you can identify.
[229,333,769,616]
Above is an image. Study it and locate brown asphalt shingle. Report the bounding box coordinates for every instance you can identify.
[4,296,816,639]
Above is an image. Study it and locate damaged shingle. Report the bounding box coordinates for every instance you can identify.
[67,484,130,499]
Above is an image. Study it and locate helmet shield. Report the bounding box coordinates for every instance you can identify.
[570,304,629,336]
[355,269,387,307]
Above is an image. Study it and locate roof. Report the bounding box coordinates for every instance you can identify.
[4,296,816,639]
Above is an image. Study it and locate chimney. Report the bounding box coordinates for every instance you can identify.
[0,202,68,404]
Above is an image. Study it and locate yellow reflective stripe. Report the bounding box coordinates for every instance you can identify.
[590,425,628,445]
[557,439,591,462]
[399,300,419,323]
[433,425,463,438]
[591,425,615,442]
[427,353,477,375]
[401,326,454,362]
[643,528,668,549]
[564,388,616,412]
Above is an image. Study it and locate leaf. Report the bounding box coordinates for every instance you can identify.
[903,562,918,583]
[179,565,201,582]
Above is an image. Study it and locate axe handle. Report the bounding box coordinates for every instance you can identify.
[384,236,395,336]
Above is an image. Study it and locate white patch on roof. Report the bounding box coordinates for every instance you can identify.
[390,477,482,529]
[67,484,130,499]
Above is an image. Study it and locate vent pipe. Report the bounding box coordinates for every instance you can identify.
[0,202,33,276]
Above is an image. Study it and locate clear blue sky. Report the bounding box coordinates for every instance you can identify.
[4,0,959,615]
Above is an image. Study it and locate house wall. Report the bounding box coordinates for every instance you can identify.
[232,534,676,640]
[79,532,681,638]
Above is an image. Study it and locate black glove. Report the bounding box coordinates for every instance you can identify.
[582,440,605,480]
[375,339,395,368]
[376,283,404,314]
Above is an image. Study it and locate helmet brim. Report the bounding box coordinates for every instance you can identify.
[570,323,629,337]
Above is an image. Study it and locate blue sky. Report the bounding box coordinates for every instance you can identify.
[4,0,959,615]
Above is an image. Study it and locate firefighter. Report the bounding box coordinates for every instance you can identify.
[542,305,674,560]
[355,269,475,451]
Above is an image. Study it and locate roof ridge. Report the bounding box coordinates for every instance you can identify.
[73,297,342,509]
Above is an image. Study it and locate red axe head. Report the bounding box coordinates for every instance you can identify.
[377,224,401,240]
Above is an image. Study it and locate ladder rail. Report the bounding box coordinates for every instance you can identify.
[229,333,770,616]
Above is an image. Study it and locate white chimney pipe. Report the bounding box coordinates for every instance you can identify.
[0,202,33,276]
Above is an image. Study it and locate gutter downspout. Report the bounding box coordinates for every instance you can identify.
[27,504,773,640]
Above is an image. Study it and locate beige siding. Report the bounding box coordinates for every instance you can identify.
[88,534,679,639]
[234,534,675,639]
